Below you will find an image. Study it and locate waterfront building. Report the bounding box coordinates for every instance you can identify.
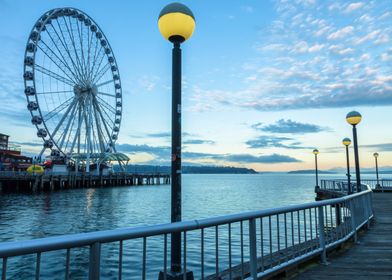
[0,133,32,171]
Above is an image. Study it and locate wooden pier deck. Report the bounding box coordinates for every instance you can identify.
[293,192,392,280]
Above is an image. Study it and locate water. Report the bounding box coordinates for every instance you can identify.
[0,173,344,279]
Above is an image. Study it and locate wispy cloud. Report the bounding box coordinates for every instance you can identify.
[188,0,392,112]
[344,2,364,13]
[183,139,215,145]
[252,119,328,134]
[245,135,312,150]
[226,153,301,163]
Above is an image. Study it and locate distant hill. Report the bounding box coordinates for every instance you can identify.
[115,165,257,174]
[288,169,336,174]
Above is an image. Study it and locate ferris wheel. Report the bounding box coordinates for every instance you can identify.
[23,8,123,171]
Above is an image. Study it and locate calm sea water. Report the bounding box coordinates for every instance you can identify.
[0,173,354,279]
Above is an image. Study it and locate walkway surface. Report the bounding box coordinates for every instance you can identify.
[293,192,392,280]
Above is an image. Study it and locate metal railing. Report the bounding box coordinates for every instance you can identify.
[0,188,373,279]
[321,179,392,193]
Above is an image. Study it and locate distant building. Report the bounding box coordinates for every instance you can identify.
[0,133,32,171]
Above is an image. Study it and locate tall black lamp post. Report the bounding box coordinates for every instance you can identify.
[158,3,195,279]
[313,149,320,188]
[346,111,362,192]
[342,137,352,194]
[373,152,380,188]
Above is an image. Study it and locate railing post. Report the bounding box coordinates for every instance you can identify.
[349,200,357,243]
[317,206,327,264]
[249,218,258,279]
[89,242,101,280]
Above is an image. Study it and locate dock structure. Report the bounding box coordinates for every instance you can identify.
[0,171,170,192]
[294,191,392,280]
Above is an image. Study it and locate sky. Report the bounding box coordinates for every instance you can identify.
[0,0,391,172]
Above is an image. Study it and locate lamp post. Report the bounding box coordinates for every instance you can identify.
[346,111,362,192]
[158,3,195,278]
[342,138,352,194]
[373,152,380,188]
[313,149,319,188]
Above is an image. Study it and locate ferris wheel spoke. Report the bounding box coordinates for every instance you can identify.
[62,17,87,83]
[95,95,116,114]
[88,39,100,82]
[43,96,75,121]
[76,18,89,82]
[57,102,78,150]
[96,100,116,129]
[50,98,78,139]
[36,41,79,85]
[92,63,111,84]
[51,21,85,85]
[69,104,83,155]
[63,107,78,153]
[90,49,106,83]
[37,90,74,95]
[86,24,93,82]
[92,100,109,152]
[93,97,116,148]
[35,64,75,86]
[96,79,114,88]
[44,25,82,83]
[97,91,115,98]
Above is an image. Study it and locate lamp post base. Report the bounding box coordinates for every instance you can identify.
[158,270,194,280]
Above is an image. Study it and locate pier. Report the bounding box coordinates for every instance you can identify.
[0,171,170,192]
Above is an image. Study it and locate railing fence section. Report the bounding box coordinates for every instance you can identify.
[0,189,373,280]
[321,178,392,193]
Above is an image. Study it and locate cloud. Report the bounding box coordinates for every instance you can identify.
[327,26,354,40]
[183,139,215,145]
[116,143,170,159]
[345,2,364,13]
[240,84,392,111]
[146,132,171,138]
[226,153,301,163]
[245,135,312,150]
[253,119,327,134]
[241,5,254,13]
[353,30,381,45]
[361,143,392,152]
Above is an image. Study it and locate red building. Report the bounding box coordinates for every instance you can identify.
[0,133,32,171]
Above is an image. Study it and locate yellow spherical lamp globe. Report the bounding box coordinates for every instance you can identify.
[346,111,362,126]
[342,137,351,146]
[158,3,195,43]
[313,149,319,155]
[373,152,379,158]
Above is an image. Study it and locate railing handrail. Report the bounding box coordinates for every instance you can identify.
[0,188,372,258]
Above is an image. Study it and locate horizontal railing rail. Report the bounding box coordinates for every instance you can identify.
[0,187,373,280]
[321,178,392,193]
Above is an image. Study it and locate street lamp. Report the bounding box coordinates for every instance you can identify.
[373,152,380,188]
[158,3,195,278]
[346,111,362,192]
[342,137,352,194]
[313,149,320,188]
